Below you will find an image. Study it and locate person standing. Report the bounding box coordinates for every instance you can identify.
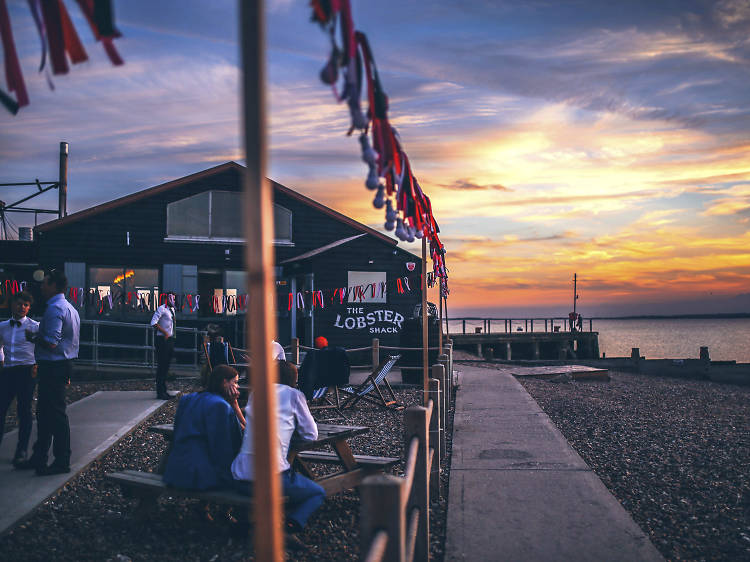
[17,270,80,476]
[0,291,39,466]
[151,292,177,400]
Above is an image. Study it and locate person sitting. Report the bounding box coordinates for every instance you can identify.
[163,365,243,490]
[298,336,350,399]
[231,360,325,547]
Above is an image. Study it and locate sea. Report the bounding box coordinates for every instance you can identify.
[446,317,750,363]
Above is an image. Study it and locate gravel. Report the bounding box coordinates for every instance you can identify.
[0,377,455,561]
[518,370,750,561]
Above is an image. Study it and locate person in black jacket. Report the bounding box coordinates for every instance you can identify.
[298,337,350,399]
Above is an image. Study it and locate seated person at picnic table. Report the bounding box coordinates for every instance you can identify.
[232,360,325,538]
[163,365,243,490]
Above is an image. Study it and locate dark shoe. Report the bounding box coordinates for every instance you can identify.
[14,458,44,471]
[11,453,27,467]
[35,463,71,476]
[156,393,172,400]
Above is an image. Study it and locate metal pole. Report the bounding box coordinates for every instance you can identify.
[422,236,428,406]
[573,273,577,316]
[240,1,283,559]
[58,142,68,218]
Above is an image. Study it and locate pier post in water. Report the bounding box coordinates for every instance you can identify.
[533,341,540,360]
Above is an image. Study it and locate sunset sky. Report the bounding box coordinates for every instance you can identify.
[1,0,749,317]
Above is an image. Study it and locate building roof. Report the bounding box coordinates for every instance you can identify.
[34,161,397,246]
[280,234,366,264]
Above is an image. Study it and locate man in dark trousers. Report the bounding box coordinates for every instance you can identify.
[0,291,40,467]
[151,292,176,400]
[16,270,80,476]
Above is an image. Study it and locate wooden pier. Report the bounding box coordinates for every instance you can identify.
[448,319,600,360]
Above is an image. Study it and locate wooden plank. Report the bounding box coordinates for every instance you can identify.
[297,451,399,467]
[315,468,371,496]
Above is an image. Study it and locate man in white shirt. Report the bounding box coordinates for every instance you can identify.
[271,340,286,360]
[232,360,325,544]
[150,292,176,400]
[0,291,39,466]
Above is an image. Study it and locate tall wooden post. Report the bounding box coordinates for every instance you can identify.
[58,141,68,218]
[240,1,282,559]
[438,279,443,355]
[421,236,428,406]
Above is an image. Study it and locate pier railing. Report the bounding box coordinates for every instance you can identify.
[448,317,594,335]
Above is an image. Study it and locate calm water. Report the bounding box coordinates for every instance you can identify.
[447,318,750,362]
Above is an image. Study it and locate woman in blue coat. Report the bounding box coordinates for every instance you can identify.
[163,365,243,490]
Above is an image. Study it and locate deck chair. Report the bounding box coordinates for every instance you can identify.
[340,355,402,411]
[308,385,348,420]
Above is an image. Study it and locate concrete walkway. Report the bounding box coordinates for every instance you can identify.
[445,364,663,561]
[0,391,166,534]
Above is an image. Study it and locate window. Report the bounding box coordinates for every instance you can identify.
[347,271,387,303]
[88,267,159,318]
[166,191,292,244]
[274,205,292,243]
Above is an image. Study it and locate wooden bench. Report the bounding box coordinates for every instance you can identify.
[106,469,259,517]
[296,451,399,470]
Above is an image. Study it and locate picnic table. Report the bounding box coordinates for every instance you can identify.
[148,423,398,497]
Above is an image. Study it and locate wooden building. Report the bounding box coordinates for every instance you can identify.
[1,162,421,349]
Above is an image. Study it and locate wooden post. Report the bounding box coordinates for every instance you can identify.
[421,237,428,406]
[589,318,592,332]
[372,338,380,371]
[58,141,68,218]
[432,364,446,459]
[462,319,466,334]
[530,319,533,332]
[545,319,548,332]
[405,405,430,562]
[291,337,299,365]
[428,378,441,500]
[437,353,449,405]
[438,280,443,355]
[360,474,405,562]
[240,1,282,559]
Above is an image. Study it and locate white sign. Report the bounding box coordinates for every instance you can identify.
[334,306,405,334]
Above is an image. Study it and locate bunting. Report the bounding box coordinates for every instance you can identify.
[310,1,449,291]
[0,0,124,114]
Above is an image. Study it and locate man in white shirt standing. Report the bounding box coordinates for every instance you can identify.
[232,360,325,548]
[0,291,39,466]
[150,292,176,400]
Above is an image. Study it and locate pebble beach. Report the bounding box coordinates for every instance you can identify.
[0,378,454,561]
[519,369,750,561]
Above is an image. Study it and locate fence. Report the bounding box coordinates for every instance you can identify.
[360,387,438,562]
[449,317,594,334]
[76,319,202,370]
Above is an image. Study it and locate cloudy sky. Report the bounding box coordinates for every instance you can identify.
[1,0,749,316]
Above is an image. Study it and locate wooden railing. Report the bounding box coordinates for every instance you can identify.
[286,337,453,380]
[360,370,446,562]
[448,317,594,334]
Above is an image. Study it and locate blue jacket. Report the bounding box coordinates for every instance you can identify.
[163,392,242,490]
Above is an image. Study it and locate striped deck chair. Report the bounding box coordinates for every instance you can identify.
[308,385,347,420]
[340,355,403,411]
